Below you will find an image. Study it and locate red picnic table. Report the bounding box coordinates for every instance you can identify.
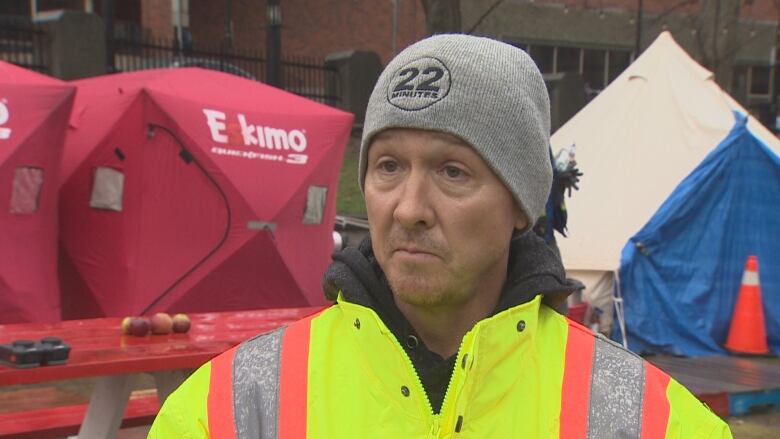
[0,306,322,438]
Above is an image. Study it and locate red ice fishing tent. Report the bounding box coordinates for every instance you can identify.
[0,61,75,323]
[60,68,353,319]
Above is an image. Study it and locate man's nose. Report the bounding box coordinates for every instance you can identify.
[393,170,435,230]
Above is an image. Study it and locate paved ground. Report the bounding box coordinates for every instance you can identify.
[3,374,779,438]
[9,372,746,438]
[117,425,151,438]
[127,415,780,437]
[124,410,780,438]
[115,412,780,438]
[727,412,780,438]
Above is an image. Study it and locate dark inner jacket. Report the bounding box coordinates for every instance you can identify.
[322,232,581,414]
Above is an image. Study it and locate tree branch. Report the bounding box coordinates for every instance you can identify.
[421,0,462,34]
[646,0,699,25]
[466,0,507,35]
[717,25,770,62]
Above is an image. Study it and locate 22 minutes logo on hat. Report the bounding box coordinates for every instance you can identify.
[387,57,451,111]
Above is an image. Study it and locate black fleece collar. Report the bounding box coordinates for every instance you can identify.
[322,231,578,317]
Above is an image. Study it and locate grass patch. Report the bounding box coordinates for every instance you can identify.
[336,134,367,216]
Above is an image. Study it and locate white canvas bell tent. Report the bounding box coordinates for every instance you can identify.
[550,31,780,333]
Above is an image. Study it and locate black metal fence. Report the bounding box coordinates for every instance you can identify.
[113,36,339,106]
[0,16,49,73]
[282,54,340,107]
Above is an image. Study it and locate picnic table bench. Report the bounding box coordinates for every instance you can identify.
[0,306,321,438]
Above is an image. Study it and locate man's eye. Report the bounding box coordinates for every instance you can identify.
[380,161,399,173]
[443,165,464,179]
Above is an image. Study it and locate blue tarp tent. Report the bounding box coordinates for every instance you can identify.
[616,114,780,356]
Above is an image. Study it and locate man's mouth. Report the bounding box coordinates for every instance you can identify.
[395,245,431,254]
[393,246,440,260]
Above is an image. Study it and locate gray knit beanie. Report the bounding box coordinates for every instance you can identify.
[359,34,552,227]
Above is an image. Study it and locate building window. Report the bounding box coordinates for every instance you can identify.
[520,41,633,93]
[36,0,83,13]
[512,43,529,52]
[171,0,190,27]
[750,65,771,96]
[557,47,580,74]
[582,49,607,90]
[0,2,29,15]
[732,65,748,95]
[529,45,555,74]
[608,50,632,83]
[9,167,44,214]
[171,0,191,47]
[733,65,775,100]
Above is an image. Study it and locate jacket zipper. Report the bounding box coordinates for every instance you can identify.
[436,337,468,437]
[439,338,466,413]
[429,417,441,437]
[393,334,469,438]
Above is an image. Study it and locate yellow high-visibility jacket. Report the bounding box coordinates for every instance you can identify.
[149,295,731,438]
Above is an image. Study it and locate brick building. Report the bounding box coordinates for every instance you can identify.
[2,1,427,65]
[5,0,780,109]
[186,0,426,65]
[463,0,779,109]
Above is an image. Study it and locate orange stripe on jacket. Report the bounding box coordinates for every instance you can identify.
[208,345,239,439]
[559,321,596,439]
[641,363,672,438]
[278,313,317,438]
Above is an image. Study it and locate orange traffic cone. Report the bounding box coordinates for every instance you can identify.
[725,255,769,355]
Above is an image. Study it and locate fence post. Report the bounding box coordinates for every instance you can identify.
[34,10,106,80]
[266,0,283,87]
[324,50,382,123]
[102,0,115,72]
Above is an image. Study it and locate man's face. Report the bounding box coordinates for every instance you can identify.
[364,128,527,310]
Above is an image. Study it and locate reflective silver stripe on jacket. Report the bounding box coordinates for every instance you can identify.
[232,326,287,439]
[227,323,649,438]
[588,334,646,439]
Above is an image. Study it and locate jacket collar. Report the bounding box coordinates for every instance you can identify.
[322,232,579,347]
[334,292,551,421]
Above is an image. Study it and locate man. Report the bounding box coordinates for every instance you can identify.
[150,35,731,438]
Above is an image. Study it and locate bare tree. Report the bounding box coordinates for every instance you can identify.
[420,0,507,35]
[465,0,507,34]
[422,0,755,93]
[656,0,754,91]
[692,0,742,90]
[421,0,462,34]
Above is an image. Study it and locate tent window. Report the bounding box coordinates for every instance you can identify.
[90,167,125,212]
[9,167,44,214]
[302,186,327,225]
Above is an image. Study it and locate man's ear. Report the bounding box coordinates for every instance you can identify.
[514,205,529,231]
